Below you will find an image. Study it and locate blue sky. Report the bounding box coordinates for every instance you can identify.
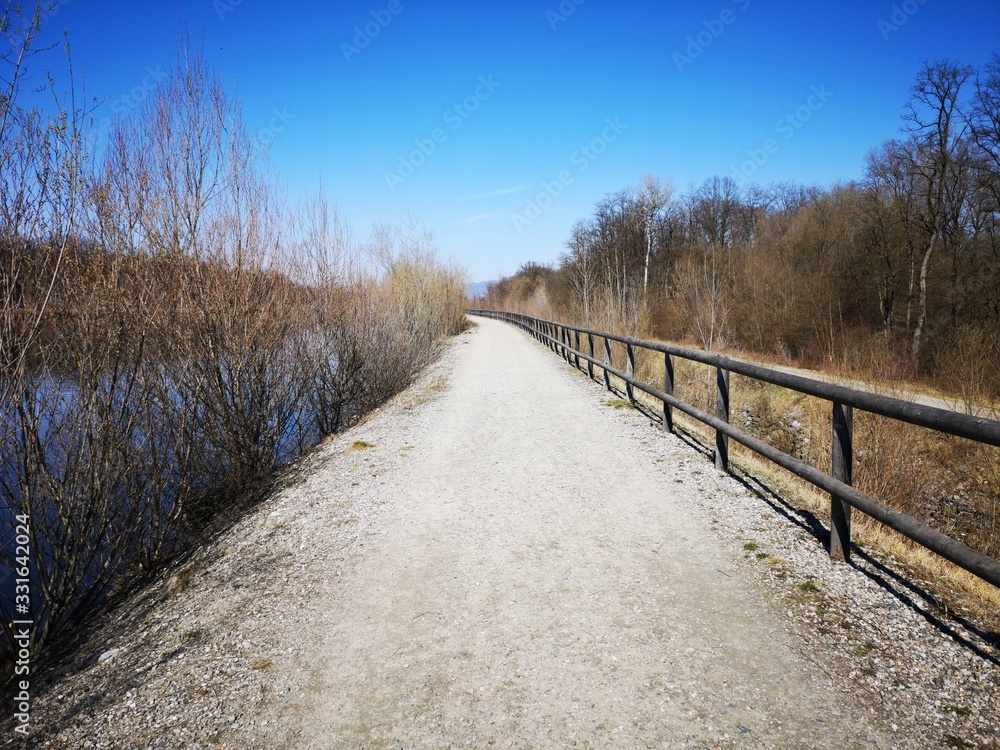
[24,0,1000,281]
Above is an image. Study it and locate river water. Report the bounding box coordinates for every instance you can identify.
[0,362,341,651]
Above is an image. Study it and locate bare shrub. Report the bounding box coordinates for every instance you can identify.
[930,324,1000,409]
[0,31,466,676]
[852,413,937,534]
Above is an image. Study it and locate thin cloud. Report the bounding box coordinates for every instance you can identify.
[460,186,526,200]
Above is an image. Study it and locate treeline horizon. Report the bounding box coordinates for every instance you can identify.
[485,57,1000,401]
[1,7,465,676]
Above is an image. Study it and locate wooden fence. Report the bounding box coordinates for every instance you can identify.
[468,310,1000,589]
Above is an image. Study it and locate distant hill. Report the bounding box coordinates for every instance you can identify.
[465,280,496,299]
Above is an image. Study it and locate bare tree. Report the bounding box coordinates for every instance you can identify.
[679,178,745,350]
[562,220,596,324]
[635,174,674,296]
[969,55,1000,210]
[688,176,742,251]
[900,60,974,359]
[864,142,924,335]
[0,2,85,417]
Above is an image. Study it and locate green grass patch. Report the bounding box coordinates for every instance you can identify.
[944,735,974,749]
[348,441,376,452]
[851,641,877,657]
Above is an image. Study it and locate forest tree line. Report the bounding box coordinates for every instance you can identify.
[485,58,1000,399]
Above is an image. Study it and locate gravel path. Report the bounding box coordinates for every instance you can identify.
[286,317,894,749]
[12,316,998,749]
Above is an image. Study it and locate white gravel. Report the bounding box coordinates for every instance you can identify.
[10,316,999,749]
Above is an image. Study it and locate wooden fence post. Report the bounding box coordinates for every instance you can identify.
[603,337,613,392]
[663,352,674,433]
[715,367,730,472]
[831,403,853,562]
[573,330,581,370]
[587,333,595,380]
[625,343,636,404]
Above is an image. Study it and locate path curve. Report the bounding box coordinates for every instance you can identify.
[291,317,891,748]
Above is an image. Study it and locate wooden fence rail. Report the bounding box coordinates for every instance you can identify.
[468,309,1000,589]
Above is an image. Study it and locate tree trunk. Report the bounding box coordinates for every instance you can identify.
[910,232,937,359]
[906,250,915,333]
[643,219,651,297]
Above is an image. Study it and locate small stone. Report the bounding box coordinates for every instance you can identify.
[98,648,121,664]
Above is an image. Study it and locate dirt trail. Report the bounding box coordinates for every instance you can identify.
[292,317,892,749]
